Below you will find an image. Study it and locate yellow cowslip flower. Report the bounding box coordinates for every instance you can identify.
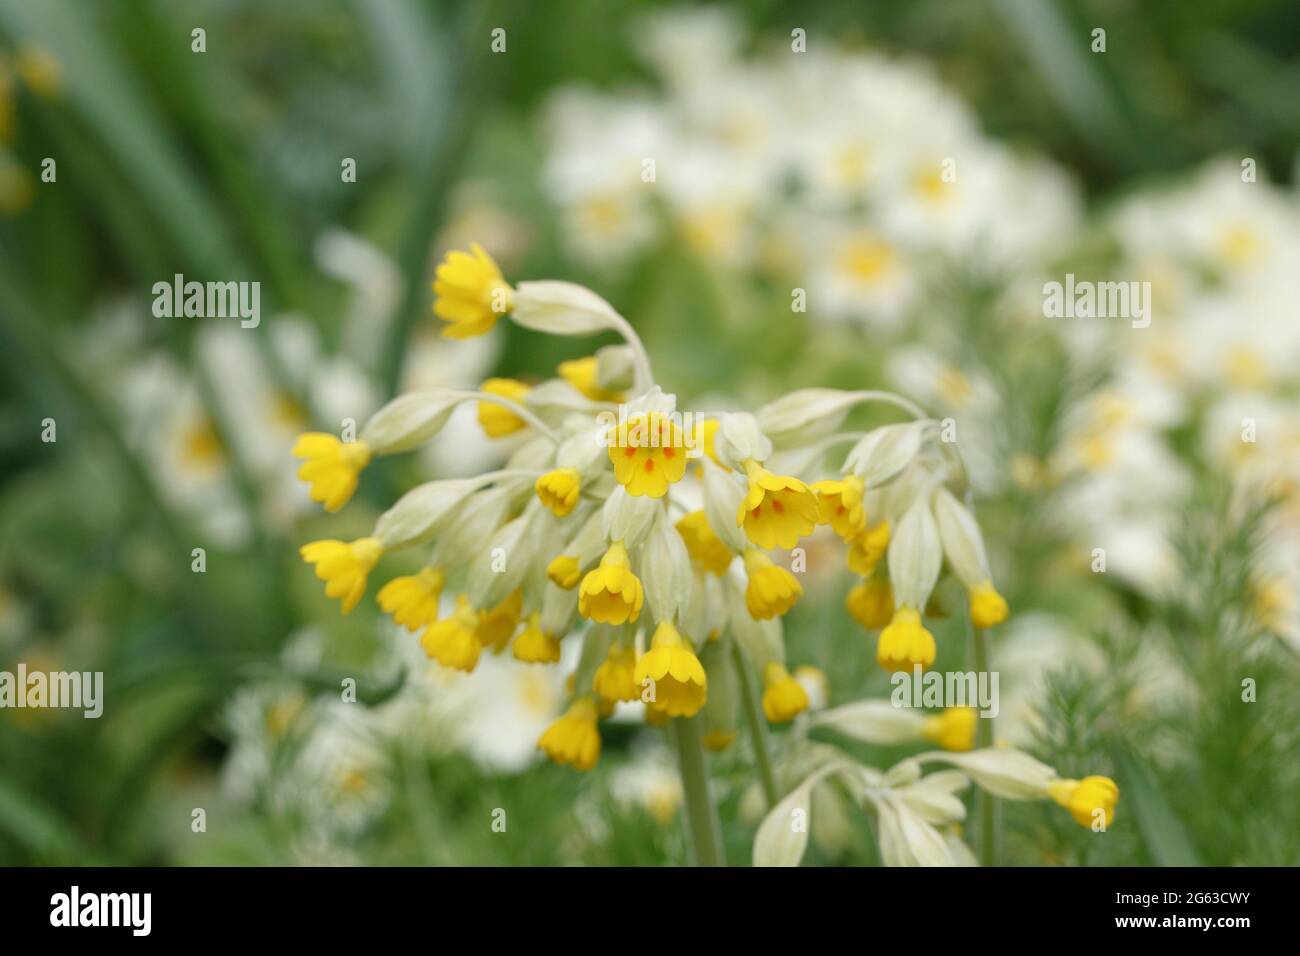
[376,567,445,631]
[538,697,601,771]
[15,47,63,98]
[292,433,371,513]
[699,418,728,471]
[761,662,809,723]
[593,642,639,705]
[702,729,736,752]
[420,595,482,671]
[300,537,384,614]
[846,576,894,630]
[477,589,524,653]
[477,378,532,437]
[743,549,803,619]
[923,707,977,752]
[558,356,624,403]
[811,475,867,539]
[578,541,644,625]
[1049,775,1119,829]
[876,606,937,672]
[847,520,891,575]
[535,467,581,517]
[512,612,561,664]
[968,581,1009,628]
[737,460,819,550]
[432,242,512,338]
[608,412,688,498]
[547,554,582,589]
[675,511,734,575]
[634,621,707,718]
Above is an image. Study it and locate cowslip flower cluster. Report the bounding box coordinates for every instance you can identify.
[294,244,1009,775]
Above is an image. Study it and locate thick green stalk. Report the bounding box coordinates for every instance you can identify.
[671,717,725,866]
[732,642,779,808]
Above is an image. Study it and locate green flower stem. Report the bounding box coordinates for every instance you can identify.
[732,641,779,808]
[671,716,725,867]
[971,624,998,866]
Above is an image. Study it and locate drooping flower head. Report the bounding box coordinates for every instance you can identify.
[433,243,513,338]
[538,697,601,771]
[300,537,384,614]
[579,542,644,625]
[293,433,371,513]
[635,621,707,718]
[608,412,688,498]
[738,460,819,549]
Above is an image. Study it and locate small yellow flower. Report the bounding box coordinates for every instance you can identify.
[477,589,524,653]
[1049,775,1119,829]
[761,662,809,723]
[432,243,512,338]
[676,511,734,575]
[538,697,601,771]
[847,520,891,575]
[811,476,867,539]
[512,612,562,664]
[547,554,582,589]
[558,356,625,403]
[634,621,707,718]
[923,707,977,752]
[300,537,384,614]
[477,378,532,437]
[15,47,63,98]
[420,595,482,671]
[535,467,581,517]
[699,418,729,471]
[578,542,644,625]
[292,433,371,513]
[968,581,1009,628]
[593,642,639,705]
[702,729,736,752]
[376,567,445,631]
[876,606,937,672]
[793,665,829,711]
[846,576,894,630]
[608,412,688,498]
[743,549,803,619]
[737,460,819,550]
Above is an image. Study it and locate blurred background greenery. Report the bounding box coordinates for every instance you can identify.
[0,0,1297,866]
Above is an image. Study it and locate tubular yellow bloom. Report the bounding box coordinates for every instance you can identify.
[15,47,63,98]
[293,433,371,513]
[300,537,384,614]
[811,475,867,539]
[737,460,819,550]
[761,662,810,723]
[477,589,524,653]
[634,621,708,718]
[578,541,644,625]
[847,520,891,575]
[376,567,445,631]
[477,378,532,437]
[876,606,937,672]
[432,242,512,338]
[535,467,581,517]
[512,612,562,664]
[420,595,482,671]
[743,549,803,619]
[538,697,601,771]
[547,554,582,589]
[968,581,1009,628]
[593,642,639,705]
[1049,775,1119,829]
[923,707,978,752]
[699,418,728,471]
[608,412,688,498]
[558,356,624,403]
[846,576,894,630]
[702,729,736,751]
[676,511,734,575]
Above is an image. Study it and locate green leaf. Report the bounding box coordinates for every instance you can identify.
[1111,745,1202,866]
